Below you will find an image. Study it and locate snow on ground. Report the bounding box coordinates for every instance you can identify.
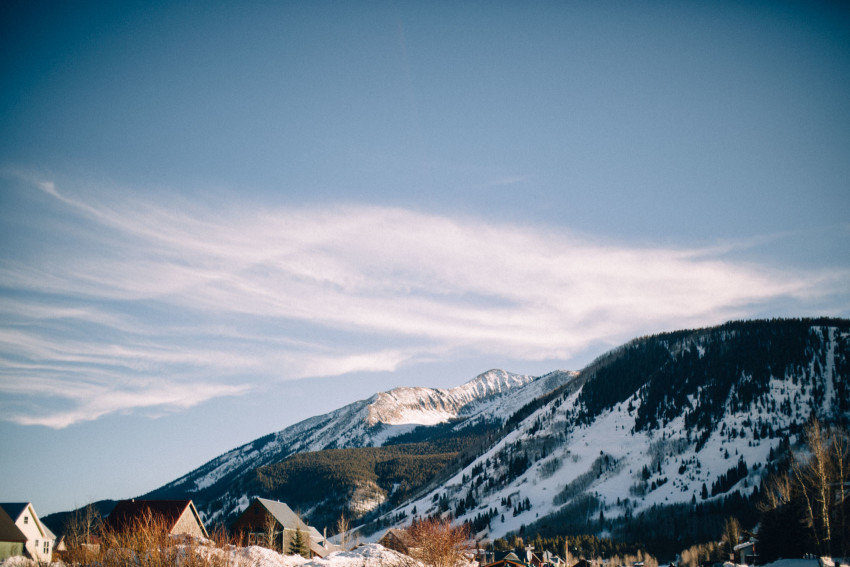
[759,560,820,567]
[213,543,423,567]
[0,544,424,567]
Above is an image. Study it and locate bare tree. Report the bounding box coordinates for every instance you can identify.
[263,511,279,551]
[722,517,741,557]
[407,517,471,567]
[757,471,792,513]
[808,420,834,554]
[336,513,350,551]
[831,427,850,558]
[63,502,102,563]
[790,419,836,555]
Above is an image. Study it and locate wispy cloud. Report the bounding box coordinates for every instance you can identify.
[0,175,845,427]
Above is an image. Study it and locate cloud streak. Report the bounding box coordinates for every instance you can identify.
[0,176,845,427]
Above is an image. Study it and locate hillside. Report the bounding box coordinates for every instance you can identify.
[356,318,849,556]
[252,434,483,529]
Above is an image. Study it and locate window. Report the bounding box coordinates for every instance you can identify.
[44,541,50,554]
[23,516,28,524]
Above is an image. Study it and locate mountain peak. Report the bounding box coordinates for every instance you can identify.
[365,370,534,426]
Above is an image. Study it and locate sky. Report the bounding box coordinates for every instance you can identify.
[1,0,849,517]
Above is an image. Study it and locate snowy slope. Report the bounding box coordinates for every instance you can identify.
[366,370,535,425]
[360,320,850,543]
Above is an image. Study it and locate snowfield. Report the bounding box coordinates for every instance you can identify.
[0,544,429,567]
[228,543,426,567]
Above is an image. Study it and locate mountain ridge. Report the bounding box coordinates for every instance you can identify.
[366,369,535,426]
[145,368,570,525]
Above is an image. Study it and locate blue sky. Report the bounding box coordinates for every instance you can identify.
[1,1,849,516]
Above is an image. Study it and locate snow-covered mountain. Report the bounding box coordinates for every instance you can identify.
[146,368,576,525]
[366,369,536,426]
[144,318,848,554]
[356,319,849,553]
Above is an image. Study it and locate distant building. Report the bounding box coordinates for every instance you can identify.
[483,551,529,567]
[378,528,414,555]
[542,550,564,567]
[732,540,758,565]
[0,503,56,562]
[0,506,27,560]
[102,500,208,539]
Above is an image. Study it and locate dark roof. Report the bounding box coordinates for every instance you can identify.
[103,500,204,535]
[484,555,528,567]
[0,504,29,522]
[0,507,26,543]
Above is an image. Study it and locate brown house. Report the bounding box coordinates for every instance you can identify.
[102,500,208,539]
[377,528,414,554]
[231,498,338,558]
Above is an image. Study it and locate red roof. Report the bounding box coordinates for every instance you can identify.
[102,500,200,534]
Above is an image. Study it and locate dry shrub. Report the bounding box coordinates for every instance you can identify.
[62,510,245,567]
[406,517,471,567]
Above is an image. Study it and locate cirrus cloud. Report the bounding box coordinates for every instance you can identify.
[0,174,845,427]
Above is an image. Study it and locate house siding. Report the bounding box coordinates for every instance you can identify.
[172,508,206,539]
[0,504,54,563]
[0,542,24,560]
[231,499,320,557]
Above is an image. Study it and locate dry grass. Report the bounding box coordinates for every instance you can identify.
[60,511,246,567]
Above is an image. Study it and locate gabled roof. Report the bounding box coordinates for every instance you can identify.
[0,507,26,543]
[0,502,55,539]
[378,528,414,548]
[103,500,208,538]
[0,504,28,522]
[254,498,310,531]
[483,557,527,567]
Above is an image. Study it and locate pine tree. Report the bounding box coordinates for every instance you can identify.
[290,527,309,557]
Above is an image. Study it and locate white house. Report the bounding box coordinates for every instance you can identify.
[0,503,56,562]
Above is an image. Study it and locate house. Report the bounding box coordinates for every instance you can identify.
[542,551,564,567]
[102,500,208,539]
[378,528,414,555]
[732,540,758,565]
[231,498,338,558]
[525,547,544,567]
[483,551,529,567]
[0,506,27,560]
[0,503,56,562]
